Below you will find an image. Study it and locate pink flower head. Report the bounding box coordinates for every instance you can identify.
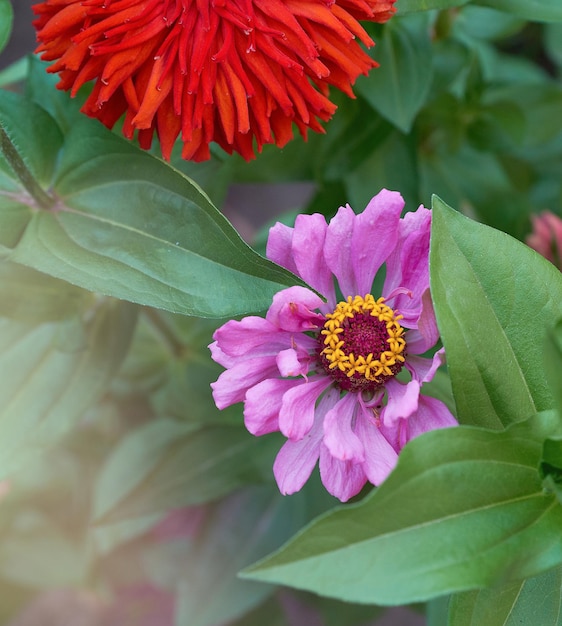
[210,189,457,502]
[526,211,562,271]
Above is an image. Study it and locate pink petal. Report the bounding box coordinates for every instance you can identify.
[273,418,323,495]
[273,390,339,495]
[381,378,421,426]
[276,348,309,377]
[211,356,278,409]
[403,289,439,354]
[267,222,299,275]
[212,317,289,358]
[323,392,365,463]
[208,341,236,368]
[355,409,399,485]
[244,378,296,436]
[319,445,367,502]
[266,286,324,332]
[291,213,336,309]
[279,376,333,441]
[352,190,405,296]
[324,204,356,298]
[405,394,458,441]
[383,206,431,326]
[406,348,445,384]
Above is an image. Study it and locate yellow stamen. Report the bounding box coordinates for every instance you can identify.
[320,294,406,384]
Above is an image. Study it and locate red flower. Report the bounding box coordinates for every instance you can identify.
[33,0,396,161]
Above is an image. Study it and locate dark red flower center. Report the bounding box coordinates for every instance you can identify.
[318,294,406,393]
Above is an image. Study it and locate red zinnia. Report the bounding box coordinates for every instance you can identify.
[33,0,396,161]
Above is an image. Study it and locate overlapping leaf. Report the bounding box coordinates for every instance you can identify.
[430,196,562,428]
[242,413,562,605]
[447,566,562,626]
[0,297,136,479]
[0,91,305,318]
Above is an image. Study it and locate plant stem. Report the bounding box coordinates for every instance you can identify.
[0,124,56,210]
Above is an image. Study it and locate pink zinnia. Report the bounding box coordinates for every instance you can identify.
[210,189,457,502]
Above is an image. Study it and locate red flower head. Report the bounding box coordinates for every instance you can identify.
[33,0,396,161]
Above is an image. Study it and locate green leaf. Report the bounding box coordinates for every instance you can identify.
[0,298,136,479]
[94,420,278,523]
[25,56,86,136]
[396,0,470,14]
[448,566,562,625]
[0,90,63,189]
[356,14,433,133]
[0,0,13,56]
[3,113,304,317]
[0,57,29,89]
[472,0,562,22]
[242,414,562,605]
[430,196,562,428]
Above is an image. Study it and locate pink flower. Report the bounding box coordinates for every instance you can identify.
[526,211,562,270]
[210,189,457,502]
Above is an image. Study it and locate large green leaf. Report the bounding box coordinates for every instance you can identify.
[448,566,562,625]
[0,92,305,317]
[0,298,136,479]
[356,13,433,133]
[473,0,562,22]
[430,196,562,429]
[242,413,562,605]
[94,420,279,523]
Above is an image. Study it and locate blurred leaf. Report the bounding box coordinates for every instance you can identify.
[396,0,470,14]
[0,91,306,317]
[545,23,562,69]
[94,420,279,523]
[473,0,562,22]
[344,129,418,212]
[482,84,562,148]
[242,412,562,605]
[93,514,163,556]
[146,487,308,626]
[0,57,29,88]
[0,516,90,588]
[0,0,13,56]
[357,13,433,133]
[227,595,289,626]
[0,261,93,323]
[0,298,136,478]
[454,6,526,41]
[448,566,562,625]
[430,196,562,428]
